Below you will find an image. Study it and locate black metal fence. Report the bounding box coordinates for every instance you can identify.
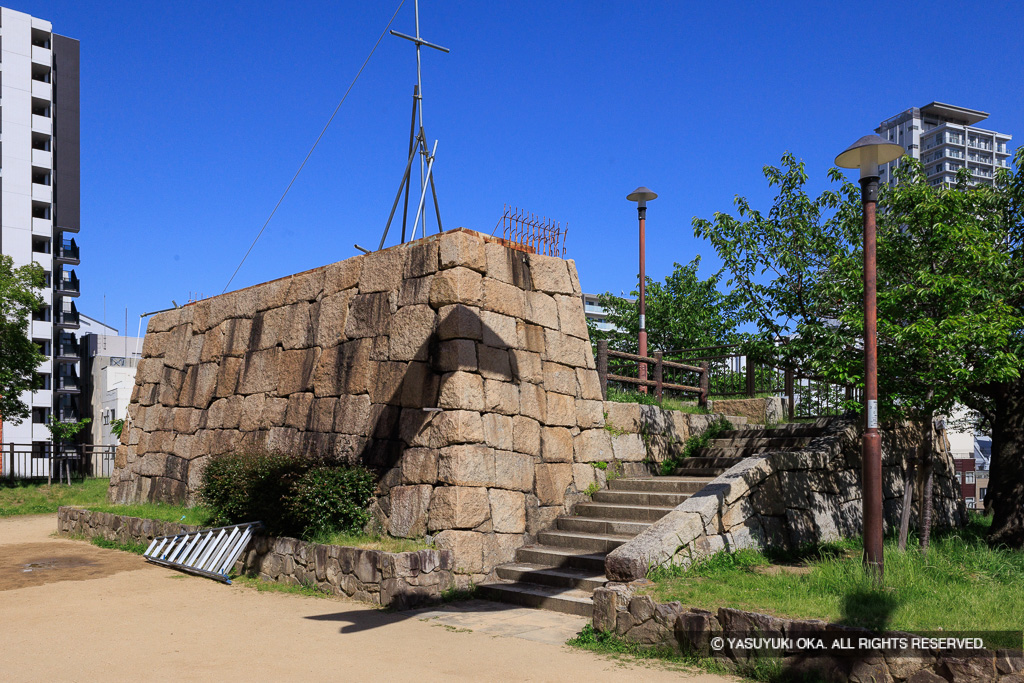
[1,443,117,483]
[662,344,860,419]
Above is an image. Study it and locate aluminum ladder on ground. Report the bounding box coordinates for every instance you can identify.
[143,522,262,583]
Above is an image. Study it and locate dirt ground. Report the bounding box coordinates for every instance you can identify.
[0,515,731,682]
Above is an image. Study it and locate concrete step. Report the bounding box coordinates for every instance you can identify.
[706,436,814,448]
[537,529,632,553]
[668,466,728,477]
[677,456,744,469]
[590,489,690,507]
[695,446,802,458]
[514,545,607,573]
[556,516,651,536]
[609,477,712,494]
[494,563,608,592]
[719,421,829,439]
[572,502,676,522]
[477,581,595,617]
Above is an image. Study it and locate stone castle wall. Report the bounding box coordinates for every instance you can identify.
[109,229,658,579]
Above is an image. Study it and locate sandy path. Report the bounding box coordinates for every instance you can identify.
[0,515,731,682]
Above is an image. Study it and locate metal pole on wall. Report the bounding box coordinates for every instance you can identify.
[836,135,904,581]
[627,187,657,394]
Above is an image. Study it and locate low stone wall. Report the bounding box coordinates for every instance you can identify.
[601,401,748,468]
[57,507,454,609]
[593,583,1023,682]
[606,417,963,581]
[707,397,784,426]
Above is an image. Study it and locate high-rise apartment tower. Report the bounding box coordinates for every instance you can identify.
[875,102,1012,188]
[0,7,81,448]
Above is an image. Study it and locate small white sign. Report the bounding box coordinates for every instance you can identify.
[867,400,878,428]
[639,314,646,330]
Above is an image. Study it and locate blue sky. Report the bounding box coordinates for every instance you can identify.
[14,0,1024,333]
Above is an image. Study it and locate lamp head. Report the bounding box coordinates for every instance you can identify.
[835,134,905,179]
[627,186,658,209]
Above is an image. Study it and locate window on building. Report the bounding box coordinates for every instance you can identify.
[980,487,987,499]
[966,472,975,484]
[955,473,962,484]
[965,497,975,509]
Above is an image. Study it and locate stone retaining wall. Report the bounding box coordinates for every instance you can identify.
[707,397,784,426]
[57,506,454,609]
[606,417,964,581]
[593,582,1023,682]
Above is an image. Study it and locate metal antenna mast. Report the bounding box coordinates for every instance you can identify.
[379,0,449,250]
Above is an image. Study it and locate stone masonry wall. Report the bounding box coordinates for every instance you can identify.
[593,582,1023,682]
[108,228,639,580]
[606,417,964,581]
[57,506,454,609]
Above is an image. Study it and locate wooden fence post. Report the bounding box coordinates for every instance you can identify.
[654,351,663,401]
[785,367,795,421]
[699,361,709,409]
[597,340,608,400]
[745,356,756,398]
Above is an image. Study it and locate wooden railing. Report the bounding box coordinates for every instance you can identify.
[596,340,709,407]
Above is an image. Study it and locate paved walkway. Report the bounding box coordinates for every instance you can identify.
[0,515,732,682]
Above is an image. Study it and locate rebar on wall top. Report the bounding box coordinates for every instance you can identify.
[493,205,568,257]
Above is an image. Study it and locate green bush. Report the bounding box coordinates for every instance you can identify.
[199,451,376,538]
[287,466,376,538]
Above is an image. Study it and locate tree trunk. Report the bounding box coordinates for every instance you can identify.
[986,376,1024,548]
[897,451,917,551]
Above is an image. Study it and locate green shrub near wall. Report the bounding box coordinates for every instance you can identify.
[199,451,376,538]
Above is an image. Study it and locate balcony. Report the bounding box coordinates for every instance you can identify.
[56,270,80,297]
[32,183,53,203]
[55,371,80,394]
[55,334,79,361]
[31,45,51,65]
[32,148,52,168]
[54,302,80,329]
[32,80,52,100]
[32,217,53,235]
[31,114,52,135]
[55,238,79,265]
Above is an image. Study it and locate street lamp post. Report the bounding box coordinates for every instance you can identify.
[835,135,904,581]
[627,187,658,393]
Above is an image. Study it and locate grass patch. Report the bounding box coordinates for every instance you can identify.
[0,478,110,516]
[308,530,432,553]
[605,386,709,414]
[232,573,333,598]
[90,536,149,555]
[85,502,215,526]
[658,414,733,475]
[440,582,478,603]
[646,516,1024,647]
[567,625,737,677]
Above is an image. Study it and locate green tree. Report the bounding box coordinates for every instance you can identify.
[588,256,740,354]
[0,255,47,424]
[44,414,91,485]
[693,152,1024,548]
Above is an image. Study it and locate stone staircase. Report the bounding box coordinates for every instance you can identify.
[478,419,830,616]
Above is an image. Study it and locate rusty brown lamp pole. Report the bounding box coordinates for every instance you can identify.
[835,135,904,580]
[627,186,658,394]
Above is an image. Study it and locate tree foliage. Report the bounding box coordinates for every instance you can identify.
[693,151,1024,547]
[0,255,47,424]
[587,256,740,354]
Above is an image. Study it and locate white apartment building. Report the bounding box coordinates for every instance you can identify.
[875,102,1012,188]
[79,328,143,449]
[0,8,81,449]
